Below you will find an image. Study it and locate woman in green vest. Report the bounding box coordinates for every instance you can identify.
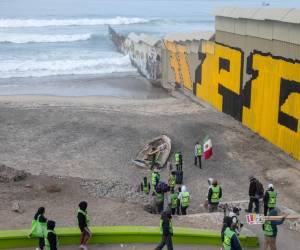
[77,201,92,250]
[30,207,47,250]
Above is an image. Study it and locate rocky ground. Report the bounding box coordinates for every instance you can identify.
[0,82,299,249]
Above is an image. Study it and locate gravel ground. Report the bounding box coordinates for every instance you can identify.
[0,80,299,249]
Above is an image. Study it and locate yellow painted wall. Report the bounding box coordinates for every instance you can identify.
[164,40,192,90]
[164,41,300,160]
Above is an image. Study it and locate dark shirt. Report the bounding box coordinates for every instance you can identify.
[34,213,47,223]
[207,186,222,204]
[47,232,57,250]
[231,234,242,250]
[77,212,87,231]
[248,178,257,197]
[161,217,172,236]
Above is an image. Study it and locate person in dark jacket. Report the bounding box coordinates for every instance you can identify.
[32,207,47,250]
[155,211,173,250]
[262,208,286,250]
[77,201,92,250]
[223,222,243,250]
[45,220,57,250]
[246,176,259,213]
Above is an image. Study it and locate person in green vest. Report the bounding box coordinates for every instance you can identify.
[263,183,277,216]
[140,176,151,195]
[174,151,182,171]
[30,207,48,250]
[151,168,160,189]
[77,201,92,250]
[155,210,173,250]
[148,147,159,167]
[168,188,179,215]
[262,208,286,250]
[44,220,57,250]
[208,179,222,212]
[194,141,203,168]
[178,185,190,215]
[222,222,242,250]
[154,190,164,214]
[168,171,176,192]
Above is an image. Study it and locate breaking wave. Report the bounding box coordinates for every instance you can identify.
[0,55,136,78]
[0,17,151,28]
[0,33,93,44]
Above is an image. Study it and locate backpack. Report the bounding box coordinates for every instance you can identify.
[156,181,168,193]
[255,180,264,199]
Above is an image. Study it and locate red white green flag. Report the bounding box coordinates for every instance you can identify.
[203,136,212,160]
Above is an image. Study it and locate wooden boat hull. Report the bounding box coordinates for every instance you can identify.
[132,135,171,169]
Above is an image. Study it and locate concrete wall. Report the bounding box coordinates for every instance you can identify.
[109,26,161,83]
[162,27,300,160]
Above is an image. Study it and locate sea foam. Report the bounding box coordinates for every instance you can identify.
[0,17,150,28]
[0,33,93,44]
[0,55,136,78]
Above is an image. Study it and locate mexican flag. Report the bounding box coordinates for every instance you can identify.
[203,136,212,160]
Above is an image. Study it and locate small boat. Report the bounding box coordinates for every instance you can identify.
[132,135,171,169]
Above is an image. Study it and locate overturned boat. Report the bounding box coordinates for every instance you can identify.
[132,135,171,169]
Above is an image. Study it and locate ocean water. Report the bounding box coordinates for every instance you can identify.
[0,0,299,96]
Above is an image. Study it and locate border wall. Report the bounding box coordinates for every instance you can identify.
[109,7,300,161]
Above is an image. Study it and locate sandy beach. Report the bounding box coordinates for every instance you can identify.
[0,74,299,250]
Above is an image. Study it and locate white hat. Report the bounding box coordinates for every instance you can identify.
[268,183,274,189]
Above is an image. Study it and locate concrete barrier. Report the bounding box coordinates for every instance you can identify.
[0,226,259,249]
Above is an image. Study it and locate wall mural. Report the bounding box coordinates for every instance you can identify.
[164,41,300,160]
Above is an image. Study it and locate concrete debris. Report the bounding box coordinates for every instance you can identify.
[0,164,28,183]
[81,178,149,204]
[12,201,23,213]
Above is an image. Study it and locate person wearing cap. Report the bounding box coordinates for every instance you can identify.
[222,222,243,250]
[44,220,57,250]
[246,176,259,214]
[262,208,286,250]
[155,211,173,250]
[263,184,277,216]
[221,207,243,242]
[208,179,222,212]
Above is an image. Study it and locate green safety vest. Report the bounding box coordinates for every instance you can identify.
[175,153,181,164]
[152,172,160,186]
[170,193,178,209]
[168,175,176,188]
[223,227,235,250]
[267,191,277,208]
[143,183,149,194]
[30,214,47,238]
[160,219,173,234]
[263,221,274,236]
[78,209,90,226]
[181,191,190,207]
[211,186,220,203]
[156,192,164,202]
[196,144,202,156]
[45,229,57,250]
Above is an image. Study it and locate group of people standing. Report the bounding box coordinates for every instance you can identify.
[30,201,91,250]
